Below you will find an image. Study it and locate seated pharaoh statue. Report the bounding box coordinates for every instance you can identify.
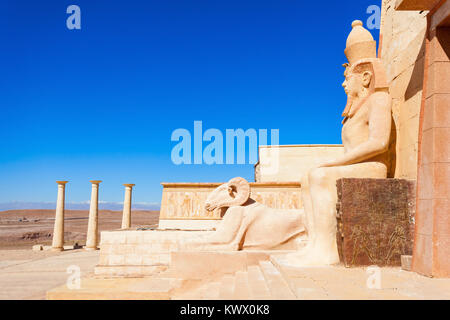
[281,20,392,266]
[184,21,392,267]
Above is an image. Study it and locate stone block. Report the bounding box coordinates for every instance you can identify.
[423,94,450,132]
[94,265,167,277]
[433,163,450,199]
[32,245,43,251]
[427,62,450,98]
[434,199,450,237]
[336,178,416,267]
[398,143,419,178]
[169,251,248,280]
[401,255,413,271]
[418,163,435,200]
[434,235,450,278]
[412,233,433,275]
[125,254,143,266]
[429,28,450,65]
[433,128,450,163]
[398,115,420,151]
[416,199,433,236]
[141,254,159,265]
[108,255,125,266]
[47,277,179,299]
[402,91,422,122]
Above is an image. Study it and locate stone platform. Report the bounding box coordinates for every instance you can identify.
[47,251,450,300]
[96,229,303,277]
[45,228,450,300]
[96,230,209,277]
[46,230,450,300]
[47,249,296,300]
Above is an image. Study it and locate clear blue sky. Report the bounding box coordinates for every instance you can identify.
[0,0,380,209]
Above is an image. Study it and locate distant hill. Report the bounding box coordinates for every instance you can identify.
[0,209,160,249]
[0,201,160,211]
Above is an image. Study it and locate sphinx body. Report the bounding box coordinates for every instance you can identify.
[183,177,305,251]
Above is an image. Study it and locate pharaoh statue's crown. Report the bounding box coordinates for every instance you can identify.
[344,20,377,65]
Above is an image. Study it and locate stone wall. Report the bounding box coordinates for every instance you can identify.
[255,145,345,182]
[380,0,428,179]
[159,182,302,229]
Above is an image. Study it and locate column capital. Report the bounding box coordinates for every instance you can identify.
[56,181,69,185]
[90,180,102,184]
[123,184,135,188]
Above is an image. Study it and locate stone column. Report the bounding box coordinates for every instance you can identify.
[52,181,68,251]
[121,184,135,229]
[85,180,102,251]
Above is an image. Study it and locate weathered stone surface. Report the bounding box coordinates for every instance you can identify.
[255,144,345,183]
[159,181,302,223]
[336,178,416,267]
[380,0,427,180]
[402,255,413,271]
[32,244,43,251]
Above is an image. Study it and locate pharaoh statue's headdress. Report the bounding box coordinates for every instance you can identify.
[342,20,389,119]
[344,20,377,65]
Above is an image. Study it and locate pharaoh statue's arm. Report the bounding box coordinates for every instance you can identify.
[320,91,391,168]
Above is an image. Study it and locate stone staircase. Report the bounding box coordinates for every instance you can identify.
[172,260,296,300]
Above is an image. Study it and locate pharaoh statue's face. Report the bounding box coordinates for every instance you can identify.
[342,67,373,98]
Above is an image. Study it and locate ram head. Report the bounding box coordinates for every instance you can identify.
[205,177,251,212]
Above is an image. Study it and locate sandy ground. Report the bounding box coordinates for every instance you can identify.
[0,249,100,300]
[0,209,160,249]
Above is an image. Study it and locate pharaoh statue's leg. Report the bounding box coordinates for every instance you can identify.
[284,162,387,266]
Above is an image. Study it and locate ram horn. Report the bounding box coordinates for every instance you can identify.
[223,177,251,207]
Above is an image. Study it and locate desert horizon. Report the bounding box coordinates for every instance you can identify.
[0,209,160,249]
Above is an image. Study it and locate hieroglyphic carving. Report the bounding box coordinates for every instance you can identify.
[160,183,302,220]
[336,178,416,267]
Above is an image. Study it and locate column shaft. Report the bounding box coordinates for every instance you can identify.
[121,184,134,229]
[52,181,68,251]
[85,181,101,250]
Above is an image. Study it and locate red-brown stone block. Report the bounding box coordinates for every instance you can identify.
[336,178,416,267]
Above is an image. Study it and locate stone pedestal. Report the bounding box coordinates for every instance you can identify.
[85,180,102,251]
[51,181,68,251]
[121,184,135,229]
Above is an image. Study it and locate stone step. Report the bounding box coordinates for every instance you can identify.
[233,271,252,300]
[247,266,272,300]
[188,281,222,300]
[172,280,221,300]
[94,265,167,277]
[219,275,235,300]
[47,277,184,300]
[259,261,296,300]
[205,281,221,300]
[170,251,248,280]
